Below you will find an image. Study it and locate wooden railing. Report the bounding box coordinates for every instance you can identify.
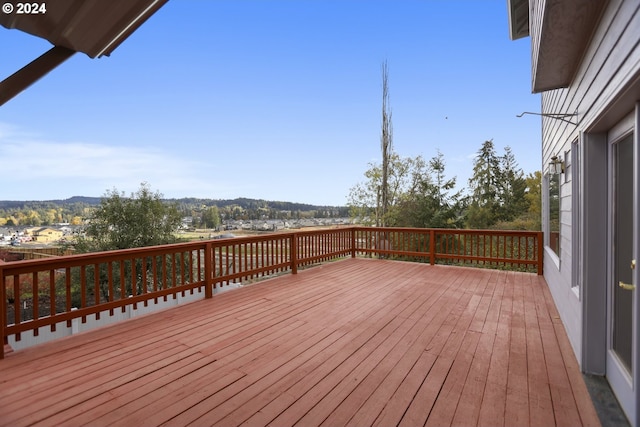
[3,247,75,260]
[1,227,542,358]
[354,227,543,272]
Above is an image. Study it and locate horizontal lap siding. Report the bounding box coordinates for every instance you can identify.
[538,0,640,363]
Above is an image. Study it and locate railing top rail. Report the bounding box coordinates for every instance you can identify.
[0,240,207,273]
[351,226,541,235]
[0,232,297,270]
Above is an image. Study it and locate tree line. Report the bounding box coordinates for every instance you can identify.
[351,62,541,232]
[0,196,349,228]
[348,139,541,231]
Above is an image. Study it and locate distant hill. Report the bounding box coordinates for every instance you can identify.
[0,197,346,212]
[0,196,102,209]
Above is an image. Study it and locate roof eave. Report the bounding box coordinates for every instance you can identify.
[0,0,169,58]
[531,0,606,93]
[507,0,530,40]
[0,0,169,106]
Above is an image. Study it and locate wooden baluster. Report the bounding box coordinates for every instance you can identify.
[49,270,56,331]
[0,268,4,359]
[32,272,39,332]
[80,266,87,322]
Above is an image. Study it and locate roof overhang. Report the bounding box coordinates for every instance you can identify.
[507,0,606,93]
[0,0,169,106]
[507,0,530,40]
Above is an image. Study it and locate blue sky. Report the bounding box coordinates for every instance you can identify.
[0,1,540,206]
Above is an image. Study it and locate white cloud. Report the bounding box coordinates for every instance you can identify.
[0,125,220,199]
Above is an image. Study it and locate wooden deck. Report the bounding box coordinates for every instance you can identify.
[0,258,600,427]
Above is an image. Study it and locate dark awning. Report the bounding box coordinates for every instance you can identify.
[0,0,169,105]
[507,0,606,93]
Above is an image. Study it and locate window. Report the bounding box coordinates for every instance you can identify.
[570,141,580,291]
[547,170,561,256]
[564,149,572,183]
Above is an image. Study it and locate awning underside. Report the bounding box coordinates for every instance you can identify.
[0,0,168,106]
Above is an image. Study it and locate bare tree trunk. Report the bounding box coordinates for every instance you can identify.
[380,60,393,227]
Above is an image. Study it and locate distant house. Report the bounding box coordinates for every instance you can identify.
[30,227,64,243]
[2,228,27,243]
[508,1,640,424]
[0,228,10,242]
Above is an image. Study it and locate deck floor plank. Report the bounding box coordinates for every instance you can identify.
[523,273,556,427]
[221,276,437,427]
[450,277,501,426]
[319,275,455,427]
[477,269,512,427]
[505,270,530,426]
[164,266,430,426]
[0,258,601,427]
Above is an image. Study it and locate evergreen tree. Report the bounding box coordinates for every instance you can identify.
[466,139,501,228]
[498,146,528,221]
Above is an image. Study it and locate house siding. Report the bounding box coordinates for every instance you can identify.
[537,0,640,365]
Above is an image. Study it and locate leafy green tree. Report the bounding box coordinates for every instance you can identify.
[403,151,464,228]
[201,206,221,229]
[67,183,185,304]
[25,210,42,226]
[75,182,182,252]
[348,153,427,226]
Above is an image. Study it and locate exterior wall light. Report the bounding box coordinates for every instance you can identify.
[549,155,565,174]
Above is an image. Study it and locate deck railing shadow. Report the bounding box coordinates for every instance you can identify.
[1,226,542,358]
